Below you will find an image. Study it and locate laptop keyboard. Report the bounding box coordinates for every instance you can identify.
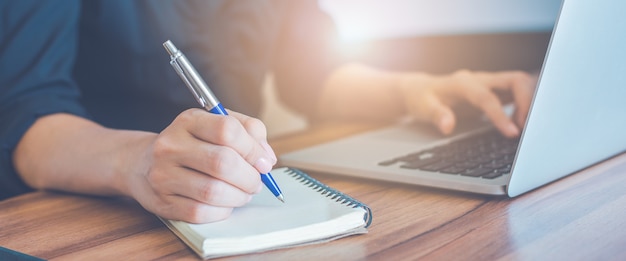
[378,129,519,179]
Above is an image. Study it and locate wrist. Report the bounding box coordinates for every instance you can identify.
[111,131,158,198]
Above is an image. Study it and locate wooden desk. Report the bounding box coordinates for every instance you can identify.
[2,123,626,260]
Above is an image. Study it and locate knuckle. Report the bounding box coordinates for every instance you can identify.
[206,147,238,175]
[173,109,197,125]
[518,73,535,86]
[213,117,240,145]
[453,69,472,79]
[199,181,223,204]
[239,143,259,161]
[148,195,177,219]
[152,136,177,159]
[145,168,166,188]
[512,70,529,79]
[243,117,267,135]
[184,203,206,224]
[511,71,528,83]
[449,70,473,88]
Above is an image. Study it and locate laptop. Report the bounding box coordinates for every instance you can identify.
[279,0,626,197]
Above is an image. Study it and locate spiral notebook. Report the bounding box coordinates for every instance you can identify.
[160,167,372,259]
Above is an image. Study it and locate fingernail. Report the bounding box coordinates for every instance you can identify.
[506,123,520,137]
[255,157,273,174]
[260,141,277,164]
[439,115,453,134]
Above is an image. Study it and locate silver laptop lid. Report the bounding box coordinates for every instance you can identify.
[507,0,626,196]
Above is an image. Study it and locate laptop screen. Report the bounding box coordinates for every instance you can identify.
[507,0,626,196]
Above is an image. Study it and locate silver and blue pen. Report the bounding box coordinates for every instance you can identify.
[163,40,284,203]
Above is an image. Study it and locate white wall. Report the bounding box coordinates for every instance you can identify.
[319,0,561,42]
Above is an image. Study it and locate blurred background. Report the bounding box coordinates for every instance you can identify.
[261,0,562,138]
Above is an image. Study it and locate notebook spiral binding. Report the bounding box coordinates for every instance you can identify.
[285,167,373,227]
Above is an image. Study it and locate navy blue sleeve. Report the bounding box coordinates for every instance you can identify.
[0,0,88,199]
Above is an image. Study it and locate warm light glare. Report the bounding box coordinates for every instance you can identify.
[319,0,560,44]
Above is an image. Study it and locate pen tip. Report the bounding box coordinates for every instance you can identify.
[277,195,285,203]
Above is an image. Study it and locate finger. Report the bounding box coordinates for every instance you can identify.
[228,110,277,163]
[164,167,254,207]
[478,71,535,128]
[227,110,267,140]
[509,73,535,127]
[461,82,520,137]
[179,109,275,174]
[158,195,235,223]
[412,91,456,135]
[172,138,263,194]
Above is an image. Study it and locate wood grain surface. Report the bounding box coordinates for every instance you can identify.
[1,122,625,260]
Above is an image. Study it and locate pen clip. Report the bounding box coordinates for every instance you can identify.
[164,40,221,111]
[170,59,208,108]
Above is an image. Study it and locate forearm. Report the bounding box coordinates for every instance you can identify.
[13,113,156,197]
[317,63,426,122]
[12,110,274,223]
[319,64,535,136]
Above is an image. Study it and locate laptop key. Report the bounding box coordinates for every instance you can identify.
[418,161,455,171]
[378,159,399,166]
[380,129,520,179]
[399,158,440,169]
[461,167,494,177]
[482,171,504,179]
[439,166,466,174]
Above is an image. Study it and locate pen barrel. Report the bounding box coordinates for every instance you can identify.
[261,173,282,197]
[175,56,221,108]
[207,103,228,116]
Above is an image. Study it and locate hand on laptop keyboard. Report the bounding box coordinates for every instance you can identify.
[398,70,536,138]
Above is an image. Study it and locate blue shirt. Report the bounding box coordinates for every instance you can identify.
[0,0,339,199]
